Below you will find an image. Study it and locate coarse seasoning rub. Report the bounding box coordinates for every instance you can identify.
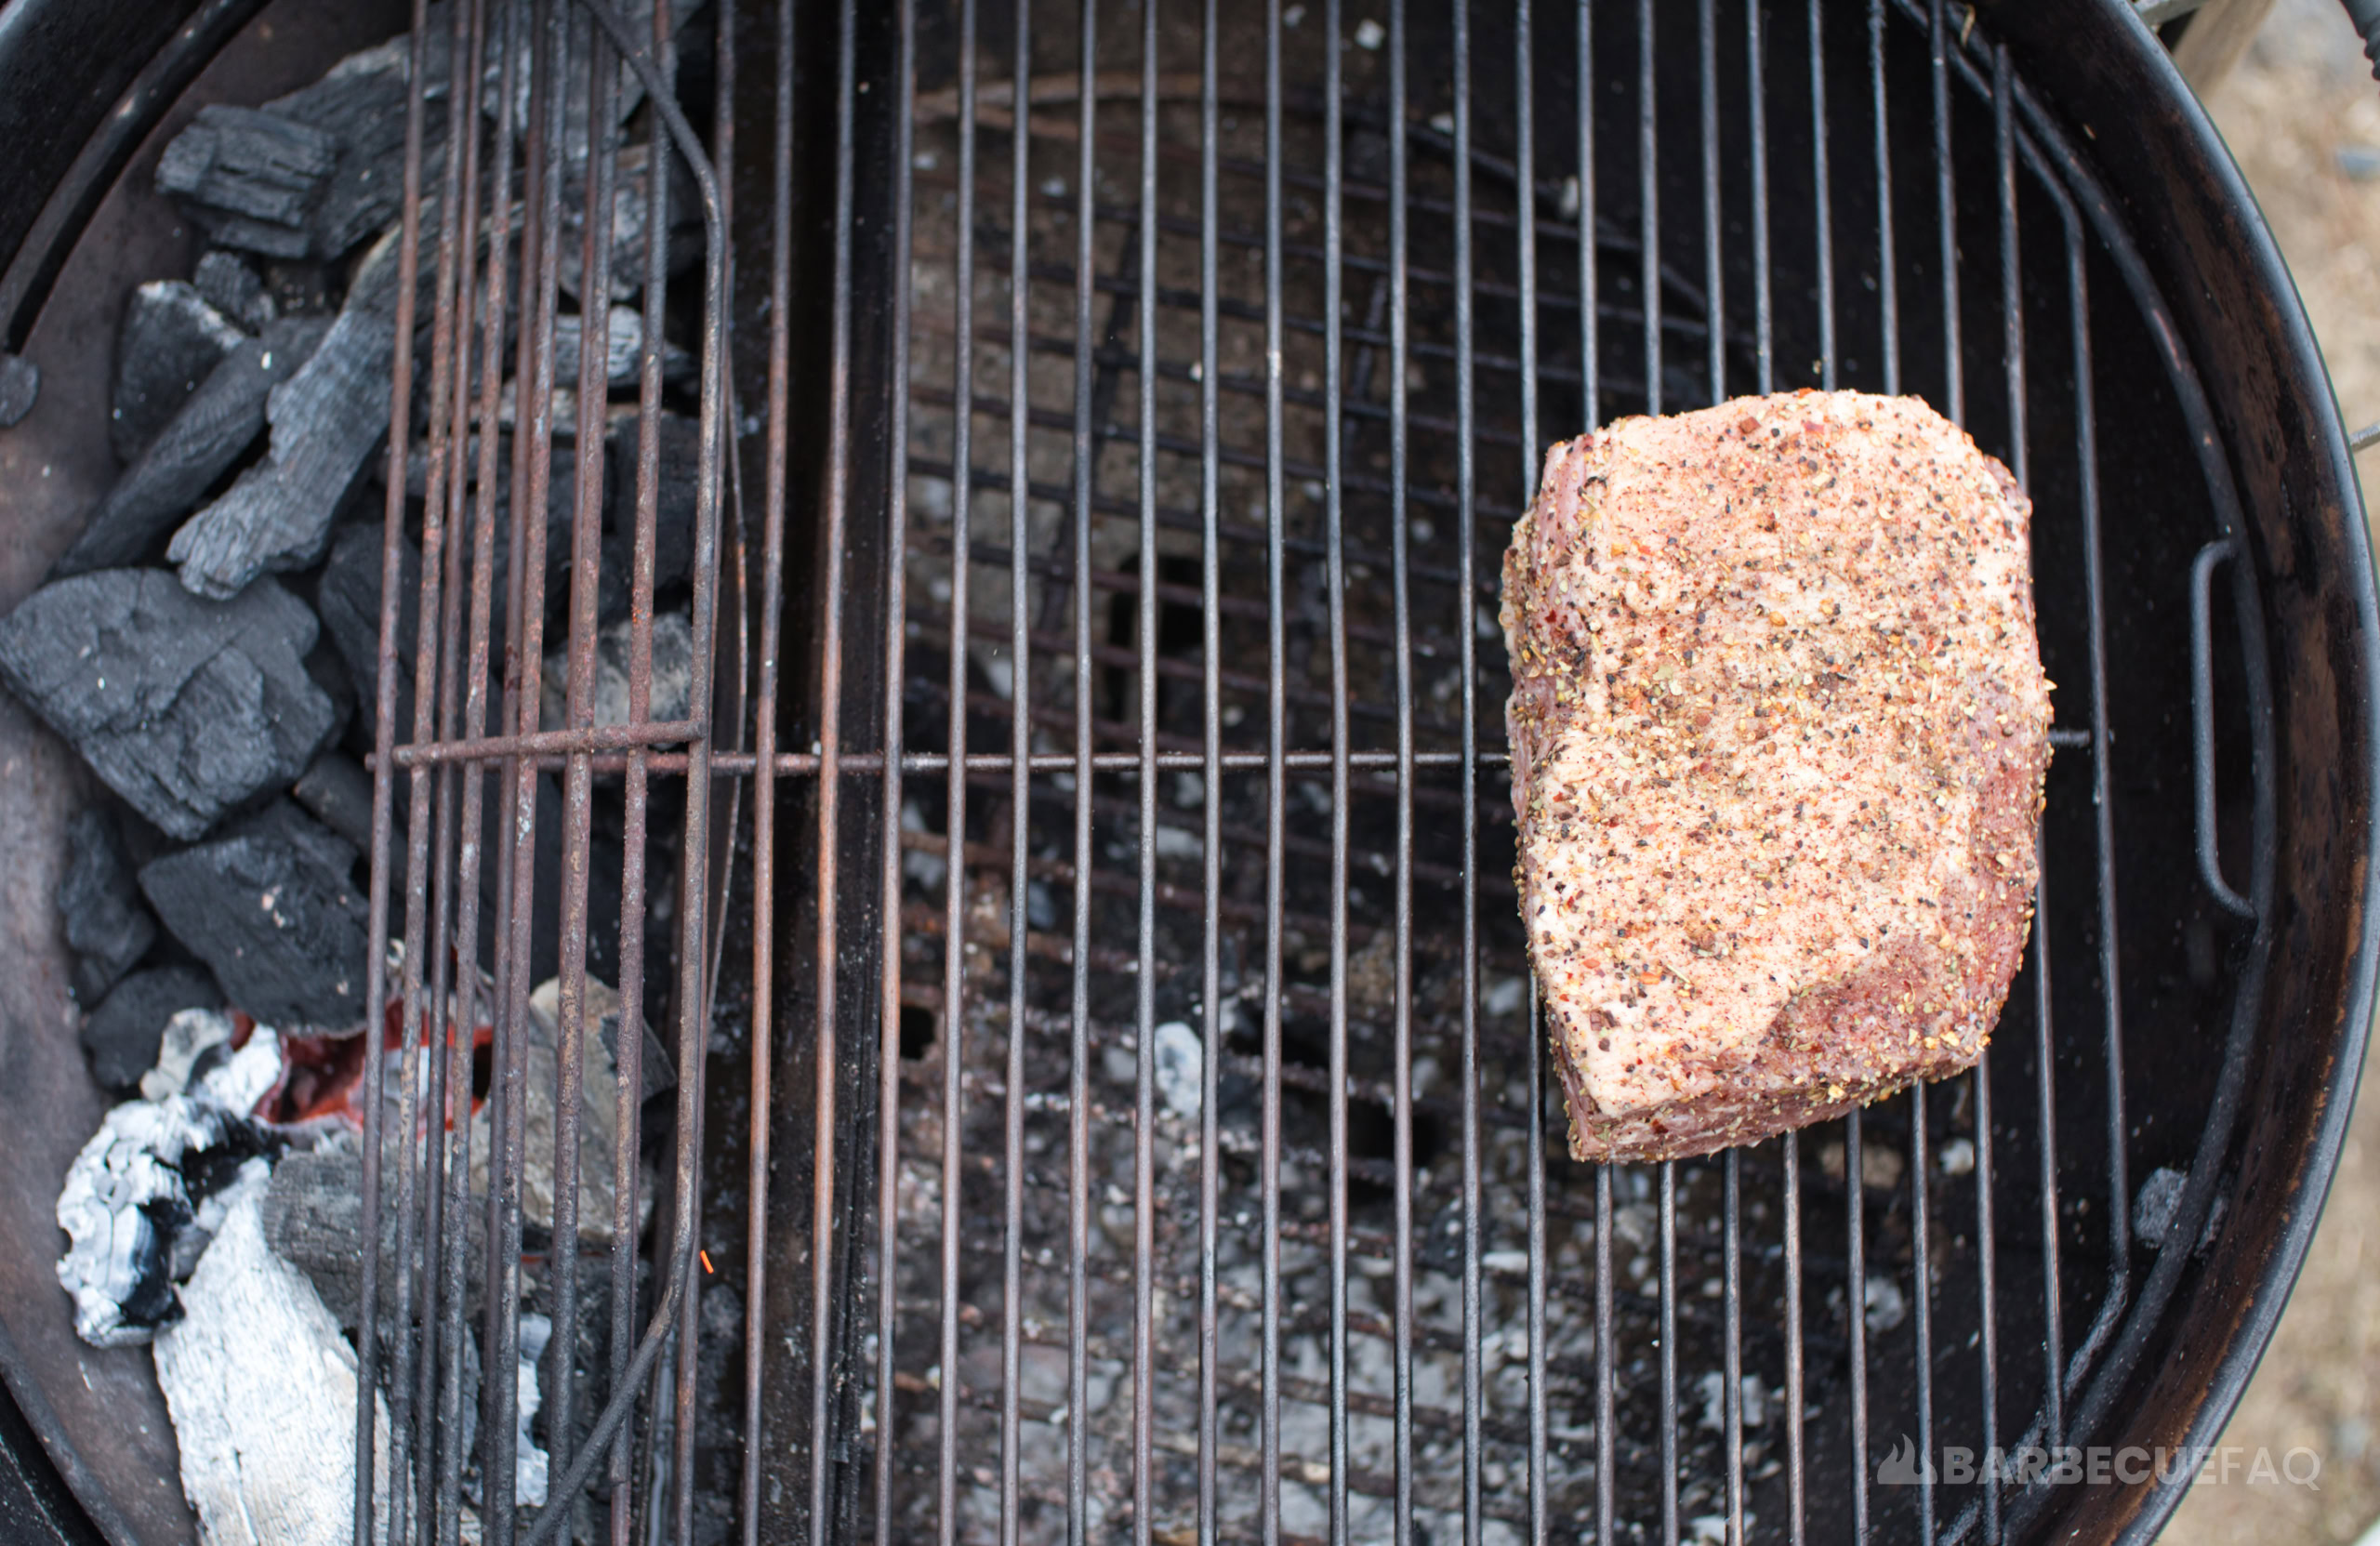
[1501,390,2052,1163]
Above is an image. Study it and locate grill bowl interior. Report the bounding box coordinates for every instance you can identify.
[0,0,2364,1543]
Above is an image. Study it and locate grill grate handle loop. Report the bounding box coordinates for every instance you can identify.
[2191,536,2257,918]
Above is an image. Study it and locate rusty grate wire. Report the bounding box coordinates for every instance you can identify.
[354,0,2275,1541]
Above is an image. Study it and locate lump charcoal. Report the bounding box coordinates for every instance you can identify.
[55,315,331,578]
[81,967,221,1093]
[0,571,336,840]
[138,802,369,1029]
[169,227,410,599]
[315,520,418,751]
[262,1141,486,1342]
[552,118,707,305]
[54,1090,274,1347]
[465,976,641,1245]
[0,353,35,427]
[602,410,702,613]
[290,750,374,852]
[552,305,694,392]
[152,1176,392,1546]
[193,251,276,332]
[153,104,336,259]
[109,281,246,465]
[265,33,441,260]
[58,807,156,1003]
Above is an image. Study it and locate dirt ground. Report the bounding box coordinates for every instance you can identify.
[2159,3,2380,1541]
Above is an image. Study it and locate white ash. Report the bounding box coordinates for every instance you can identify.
[56,1020,282,1348]
[513,1314,553,1510]
[152,1166,390,1546]
[2134,1166,2188,1248]
[1863,1274,1908,1334]
[539,611,694,733]
[1154,1022,1202,1120]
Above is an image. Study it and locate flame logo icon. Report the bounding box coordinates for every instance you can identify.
[1877,1435,1937,1487]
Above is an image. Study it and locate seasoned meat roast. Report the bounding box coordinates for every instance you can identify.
[1501,390,2052,1163]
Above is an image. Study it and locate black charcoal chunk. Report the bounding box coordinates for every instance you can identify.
[315,521,418,748]
[551,305,694,392]
[0,353,35,427]
[58,808,155,1004]
[290,750,374,852]
[55,316,330,578]
[192,251,275,332]
[111,281,247,465]
[265,36,430,259]
[154,104,337,258]
[0,571,336,840]
[80,967,221,1092]
[169,229,406,599]
[139,801,369,1028]
[602,411,701,617]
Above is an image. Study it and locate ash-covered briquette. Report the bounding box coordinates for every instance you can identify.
[57,807,156,1005]
[0,569,336,840]
[138,801,369,1031]
[108,280,247,464]
[81,967,222,1093]
[55,315,331,578]
[168,227,408,599]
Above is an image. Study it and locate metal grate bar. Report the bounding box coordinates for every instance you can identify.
[1389,7,1420,1546]
[1005,0,1041,1535]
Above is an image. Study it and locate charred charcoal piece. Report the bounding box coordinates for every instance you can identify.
[265,37,420,259]
[58,807,156,1003]
[55,1050,280,1348]
[153,104,336,258]
[289,750,374,852]
[263,1142,486,1355]
[56,316,331,578]
[561,140,705,303]
[0,571,336,839]
[466,976,641,1244]
[602,410,701,614]
[81,967,222,1093]
[315,520,417,749]
[110,281,247,465]
[551,304,694,392]
[192,251,275,332]
[170,228,408,599]
[0,353,35,427]
[138,801,369,1029]
[152,1174,391,1542]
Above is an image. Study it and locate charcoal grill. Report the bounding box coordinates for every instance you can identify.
[0,0,2373,1542]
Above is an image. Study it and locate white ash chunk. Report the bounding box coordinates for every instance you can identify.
[1154,1021,1203,1120]
[513,1314,553,1509]
[152,1166,390,1546]
[58,1012,283,1346]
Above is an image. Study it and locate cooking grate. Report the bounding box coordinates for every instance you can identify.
[353,0,2278,1543]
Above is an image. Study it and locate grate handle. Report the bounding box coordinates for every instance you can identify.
[2191,537,2256,918]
